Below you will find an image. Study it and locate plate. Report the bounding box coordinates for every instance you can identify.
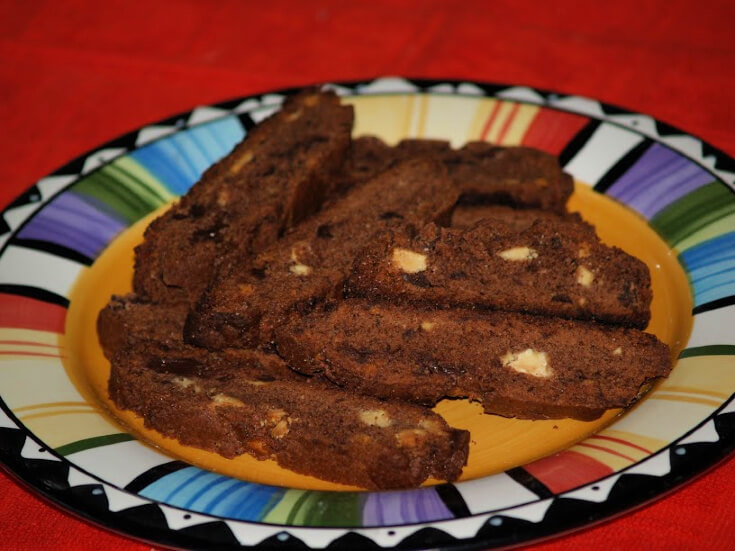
[1,77,734,550]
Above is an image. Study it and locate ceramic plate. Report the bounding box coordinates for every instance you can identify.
[1,78,734,550]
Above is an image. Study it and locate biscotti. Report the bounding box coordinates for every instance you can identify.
[133,90,354,305]
[337,137,573,212]
[275,300,671,421]
[109,347,469,489]
[450,204,571,230]
[347,216,652,328]
[186,158,459,350]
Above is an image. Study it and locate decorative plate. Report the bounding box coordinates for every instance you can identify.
[1,77,734,550]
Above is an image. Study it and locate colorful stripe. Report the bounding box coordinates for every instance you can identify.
[523,451,614,494]
[130,116,245,196]
[521,108,590,155]
[605,143,714,219]
[679,231,735,307]
[0,293,66,332]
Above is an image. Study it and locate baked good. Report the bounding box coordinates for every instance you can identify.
[133,90,354,305]
[336,137,573,213]
[347,215,652,328]
[275,300,671,421]
[185,157,459,350]
[450,204,569,230]
[109,346,469,489]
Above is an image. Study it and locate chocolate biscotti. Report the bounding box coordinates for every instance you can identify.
[109,346,469,489]
[347,215,652,328]
[275,300,671,421]
[186,158,459,350]
[133,90,354,305]
[337,137,573,212]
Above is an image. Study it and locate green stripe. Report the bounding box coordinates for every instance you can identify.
[55,433,135,456]
[72,157,172,224]
[678,345,735,359]
[651,182,735,251]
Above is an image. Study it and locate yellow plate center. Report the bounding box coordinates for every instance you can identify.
[63,184,692,491]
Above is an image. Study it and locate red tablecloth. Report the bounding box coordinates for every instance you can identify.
[1,1,734,549]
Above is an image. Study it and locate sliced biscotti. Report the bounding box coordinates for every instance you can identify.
[347,214,652,328]
[275,300,671,421]
[335,137,573,212]
[133,90,354,305]
[448,142,573,213]
[450,204,572,230]
[109,347,469,489]
[186,158,459,350]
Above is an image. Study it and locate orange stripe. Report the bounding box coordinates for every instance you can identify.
[0,350,64,359]
[576,442,636,462]
[496,102,520,143]
[659,385,730,399]
[589,434,652,454]
[20,409,97,421]
[479,102,502,140]
[0,340,62,349]
[653,393,723,408]
[14,401,91,413]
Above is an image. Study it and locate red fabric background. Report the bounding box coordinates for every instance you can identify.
[1,1,734,549]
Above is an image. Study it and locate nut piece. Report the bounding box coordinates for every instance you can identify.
[419,418,444,435]
[501,349,552,378]
[578,244,591,258]
[359,409,393,428]
[576,266,594,287]
[498,246,539,261]
[395,428,427,447]
[289,263,312,276]
[211,394,245,408]
[230,149,254,174]
[286,108,302,121]
[392,248,427,273]
[420,321,436,331]
[171,376,203,393]
[613,347,623,356]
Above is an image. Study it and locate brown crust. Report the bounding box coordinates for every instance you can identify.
[185,157,459,350]
[275,300,672,420]
[133,90,354,305]
[347,216,652,328]
[109,348,469,490]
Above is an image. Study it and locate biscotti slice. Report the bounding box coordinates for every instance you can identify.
[186,158,459,349]
[133,89,354,305]
[109,348,469,489]
[447,142,573,213]
[275,300,672,421]
[347,215,652,328]
[450,204,573,230]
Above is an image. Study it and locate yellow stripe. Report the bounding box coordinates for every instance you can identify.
[20,409,98,422]
[656,385,730,399]
[651,393,723,408]
[599,429,669,454]
[0,328,62,347]
[570,444,633,471]
[416,94,430,137]
[14,401,91,413]
[499,104,540,145]
[485,101,517,143]
[468,98,498,141]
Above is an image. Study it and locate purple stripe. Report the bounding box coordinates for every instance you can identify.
[606,143,712,218]
[17,192,126,258]
[362,488,453,526]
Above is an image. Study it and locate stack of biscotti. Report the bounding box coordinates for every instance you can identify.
[99,91,671,489]
[99,90,471,490]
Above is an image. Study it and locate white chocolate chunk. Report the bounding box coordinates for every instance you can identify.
[501,349,552,378]
[289,263,312,276]
[359,409,393,428]
[420,321,436,331]
[498,246,538,261]
[577,266,594,287]
[613,347,623,356]
[392,248,427,273]
[212,394,245,408]
[172,377,203,393]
